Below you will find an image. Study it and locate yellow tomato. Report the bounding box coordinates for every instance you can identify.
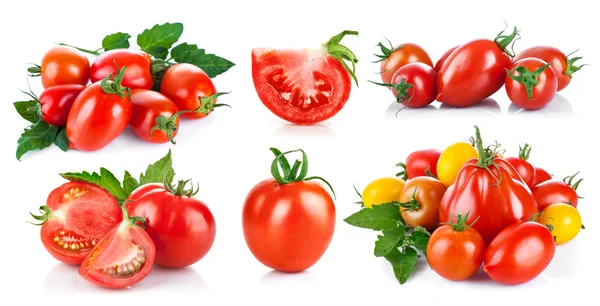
[437,142,478,187]
[538,203,583,245]
[362,177,406,208]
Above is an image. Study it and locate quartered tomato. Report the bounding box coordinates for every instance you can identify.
[514,46,585,91]
[375,41,433,84]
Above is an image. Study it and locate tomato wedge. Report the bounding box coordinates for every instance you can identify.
[252,31,358,125]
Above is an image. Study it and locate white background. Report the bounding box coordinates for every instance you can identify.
[1,0,598,305]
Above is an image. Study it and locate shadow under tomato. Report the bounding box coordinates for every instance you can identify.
[384,103,440,120]
[544,238,580,279]
[43,263,119,294]
[508,94,575,117]
[463,268,549,287]
[439,98,501,118]
[260,270,321,288]
[273,123,337,138]
[134,265,209,291]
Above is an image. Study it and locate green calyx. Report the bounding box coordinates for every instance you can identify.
[563,50,586,78]
[518,143,532,160]
[27,64,42,77]
[563,171,583,191]
[373,38,398,63]
[369,78,415,104]
[269,147,336,199]
[399,188,420,212]
[164,175,200,197]
[395,162,408,180]
[325,30,359,87]
[100,65,131,98]
[444,210,479,232]
[195,92,231,115]
[494,26,520,57]
[150,111,183,144]
[473,125,504,185]
[506,63,551,100]
[28,205,52,226]
[120,205,147,229]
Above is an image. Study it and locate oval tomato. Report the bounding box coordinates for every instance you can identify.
[32,182,122,265]
[398,176,446,232]
[38,84,85,127]
[90,49,153,90]
[531,173,582,210]
[397,149,441,180]
[505,58,557,110]
[243,148,335,272]
[434,46,458,72]
[437,27,519,107]
[483,221,555,285]
[534,167,552,185]
[252,31,358,125]
[504,143,536,188]
[130,89,180,144]
[32,46,90,89]
[437,142,478,187]
[126,180,216,268]
[427,211,485,281]
[362,177,406,208]
[439,126,538,244]
[537,203,583,245]
[79,216,155,289]
[66,67,132,151]
[375,41,433,84]
[378,62,437,108]
[514,46,584,91]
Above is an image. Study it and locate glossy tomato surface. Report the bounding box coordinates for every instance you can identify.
[362,177,406,208]
[534,167,552,185]
[538,203,583,245]
[434,46,458,72]
[403,149,441,180]
[399,177,446,232]
[505,156,536,188]
[505,58,557,110]
[39,46,90,88]
[436,142,478,187]
[90,49,153,90]
[379,43,433,84]
[130,89,180,143]
[532,179,579,210]
[388,62,437,108]
[243,178,335,272]
[514,46,572,91]
[39,84,85,127]
[160,63,217,120]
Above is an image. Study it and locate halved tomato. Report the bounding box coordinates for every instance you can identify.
[252,30,358,125]
[32,182,122,265]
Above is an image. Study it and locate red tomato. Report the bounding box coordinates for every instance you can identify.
[243,148,336,272]
[33,182,122,265]
[532,173,582,210]
[66,67,132,151]
[427,211,485,281]
[251,31,359,125]
[399,176,446,232]
[160,63,225,120]
[38,84,85,127]
[33,46,90,89]
[380,62,437,108]
[126,181,216,268]
[396,149,441,180]
[534,167,552,185]
[483,221,555,285]
[434,46,458,72]
[437,27,519,107]
[129,89,180,144]
[504,143,536,188]
[79,216,155,289]
[505,58,557,110]
[90,49,153,90]
[514,46,584,91]
[375,41,433,84]
[439,126,538,244]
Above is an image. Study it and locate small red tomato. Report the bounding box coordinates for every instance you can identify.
[505,58,558,110]
[90,49,153,90]
[376,41,433,84]
[514,46,585,91]
[483,221,555,285]
[37,84,86,127]
[129,89,180,144]
[32,46,90,89]
[532,172,582,210]
[434,46,458,72]
[376,62,437,108]
[397,149,442,180]
[534,167,552,185]
[504,143,536,188]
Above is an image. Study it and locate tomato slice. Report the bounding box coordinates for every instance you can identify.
[79,218,155,289]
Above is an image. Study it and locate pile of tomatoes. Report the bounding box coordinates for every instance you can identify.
[374,26,585,111]
[347,126,584,285]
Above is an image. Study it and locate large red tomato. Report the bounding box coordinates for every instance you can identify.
[31,46,90,89]
[375,41,433,84]
[531,172,582,210]
[38,84,86,127]
[243,148,336,272]
[505,143,536,188]
[396,149,441,180]
[514,46,584,91]
[439,126,538,244]
[90,49,153,90]
[437,27,519,107]
[505,58,557,110]
[129,89,180,144]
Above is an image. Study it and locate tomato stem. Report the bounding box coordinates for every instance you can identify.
[473,126,504,185]
[100,65,131,98]
[369,79,415,105]
[373,38,397,63]
[494,26,520,58]
[28,205,52,226]
[325,30,360,87]
[395,162,408,180]
[564,50,586,78]
[150,112,182,145]
[399,188,421,212]
[563,171,583,191]
[27,64,41,77]
[164,175,200,197]
[58,43,102,56]
[518,143,532,160]
[195,92,231,115]
[444,210,478,232]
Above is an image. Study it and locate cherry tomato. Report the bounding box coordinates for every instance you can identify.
[436,142,478,187]
[381,62,437,108]
[437,27,519,107]
[33,182,122,265]
[427,211,485,281]
[362,177,406,208]
[376,41,433,84]
[38,84,85,127]
[129,89,180,144]
[483,221,555,285]
[505,58,558,110]
[90,49,153,90]
[504,143,536,188]
[532,173,582,210]
[398,177,446,232]
[33,46,90,89]
[537,203,583,245]
[243,149,335,272]
[251,31,358,125]
[126,181,216,268]
[434,46,458,72]
[514,46,585,91]
[397,149,441,180]
[67,67,132,151]
[534,167,552,185]
[79,216,155,289]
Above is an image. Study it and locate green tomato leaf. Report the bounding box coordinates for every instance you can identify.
[344,203,401,231]
[14,101,41,123]
[385,247,418,285]
[137,22,183,59]
[171,42,200,62]
[16,121,58,160]
[139,149,175,185]
[123,170,140,197]
[102,32,131,51]
[54,128,69,152]
[60,168,127,201]
[374,226,405,257]
[145,46,169,60]
[409,228,430,254]
[174,48,235,78]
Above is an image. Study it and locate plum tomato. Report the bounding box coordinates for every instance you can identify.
[37,84,86,127]
[434,46,458,72]
[514,46,585,91]
[30,46,90,89]
[129,89,181,144]
[90,49,153,90]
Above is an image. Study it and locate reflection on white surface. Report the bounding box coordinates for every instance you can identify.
[260,270,321,288]
[385,103,441,120]
[544,238,580,279]
[439,98,502,118]
[508,94,575,117]
[273,123,337,138]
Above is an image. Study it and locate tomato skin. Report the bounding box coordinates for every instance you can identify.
[531,179,579,210]
[437,39,512,107]
[437,142,478,187]
[160,63,217,120]
[389,63,437,108]
[537,203,582,245]
[505,156,536,188]
[505,58,558,110]
[514,46,572,91]
[243,178,335,272]
[362,177,406,208]
[129,89,180,144]
[90,49,153,90]
[380,43,433,84]
[534,167,552,185]
[40,46,90,89]
[66,82,132,151]
[399,177,446,232]
[434,46,458,72]
[126,184,216,268]
[38,84,85,127]
[483,221,555,285]
[404,149,441,179]
[427,224,485,281]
